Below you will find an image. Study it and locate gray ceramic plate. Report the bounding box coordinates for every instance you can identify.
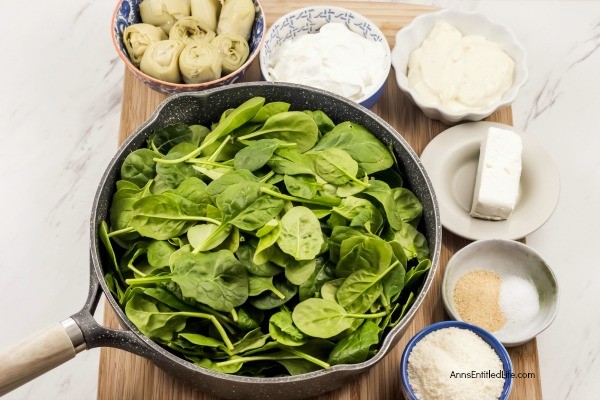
[420,122,560,240]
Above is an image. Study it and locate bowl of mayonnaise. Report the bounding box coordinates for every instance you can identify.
[259,6,391,109]
[391,9,528,124]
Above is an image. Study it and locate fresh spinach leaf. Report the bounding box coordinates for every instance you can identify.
[249,277,297,310]
[125,291,187,341]
[335,236,393,278]
[269,311,307,346]
[331,196,384,234]
[149,123,195,153]
[299,259,335,301]
[121,149,158,188]
[283,175,320,199]
[238,112,319,153]
[404,259,431,289]
[217,182,285,231]
[187,223,231,252]
[170,251,248,312]
[249,276,286,299]
[156,143,203,190]
[312,122,393,174]
[251,102,291,123]
[130,194,214,240]
[314,148,365,187]
[285,259,316,286]
[392,188,422,224]
[202,97,265,147]
[392,222,430,261]
[303,110,335,135]
[327,321,380,365]
[234,139,288,171]
[292,298,388,339]
[277,207,324,261]
[206,169,259,199]
[236,244,282,277]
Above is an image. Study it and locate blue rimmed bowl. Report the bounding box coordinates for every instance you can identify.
[111,0,266,95]
[400,321,513,400]
[259,6,391,108]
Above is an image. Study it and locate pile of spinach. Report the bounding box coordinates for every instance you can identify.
[100,97,431,376]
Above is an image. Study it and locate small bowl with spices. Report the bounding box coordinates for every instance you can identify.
[391,10,528,123]
[442,239,559,347]
[400,321,512,400]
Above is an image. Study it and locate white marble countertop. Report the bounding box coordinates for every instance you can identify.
[0,0,598,399]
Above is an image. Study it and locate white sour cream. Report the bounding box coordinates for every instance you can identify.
[267,23,388,101]
[407,21,515,111]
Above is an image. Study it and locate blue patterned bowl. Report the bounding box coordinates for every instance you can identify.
[112,0,266,94]
[259,6,391,108]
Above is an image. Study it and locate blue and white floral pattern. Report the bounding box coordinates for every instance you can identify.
[261,7,385,61]
[113,0,265,94]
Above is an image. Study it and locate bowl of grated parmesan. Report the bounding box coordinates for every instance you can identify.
[400,321,512,400]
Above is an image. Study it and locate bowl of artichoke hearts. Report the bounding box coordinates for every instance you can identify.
[112,0,266,94]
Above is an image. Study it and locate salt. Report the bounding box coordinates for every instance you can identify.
[499,275,539,325]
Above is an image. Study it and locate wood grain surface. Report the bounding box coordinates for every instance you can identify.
[99,2,542,399]
[0,323,76,396]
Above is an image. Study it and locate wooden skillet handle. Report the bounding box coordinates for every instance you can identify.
[0,319,84,396]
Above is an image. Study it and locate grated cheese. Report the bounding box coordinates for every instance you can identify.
[407,327,504,400]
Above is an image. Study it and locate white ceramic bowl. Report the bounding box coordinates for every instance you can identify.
[391,10,528,124]
[259,6,391,108]
[441,240,559,347]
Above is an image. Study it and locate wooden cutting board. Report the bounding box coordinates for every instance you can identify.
[99,2,542,399]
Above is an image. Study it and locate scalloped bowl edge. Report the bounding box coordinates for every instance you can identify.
[391,9,528,124]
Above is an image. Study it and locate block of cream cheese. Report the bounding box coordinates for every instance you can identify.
[470,127,523,220]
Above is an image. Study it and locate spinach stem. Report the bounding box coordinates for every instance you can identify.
[216,354,300,367]
[260,187,340,207]
[187,159,234,168]
[230,308,238,322]
[349,175,371,188]
[126,276,171,285]
[347,310,390,320]
[175,312,234,350]
[127,263,147,278]
[236,130,268,141]
[259,170,275,183]
[176,216,221,224]
[208,135,232,162]
[196,304,237,334]
[270,287,286,300]
[153,136,217,164]
[150,141,162,156]
[285,348,331,369]
[107,226,135,238]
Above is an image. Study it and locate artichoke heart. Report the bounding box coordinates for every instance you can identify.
[169,16,216,45]
[140,40,184,83]
[212,34,249,74]
[179,42,222,84]
[139,0,191,34]
[217,0,255,41]
[123,23,167,66]
[191,0,221,32]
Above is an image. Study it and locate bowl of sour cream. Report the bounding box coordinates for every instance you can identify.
[259,6,391,108]
[391,10,528,124]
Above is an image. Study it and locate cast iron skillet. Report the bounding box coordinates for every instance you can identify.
[0,82,441,399]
